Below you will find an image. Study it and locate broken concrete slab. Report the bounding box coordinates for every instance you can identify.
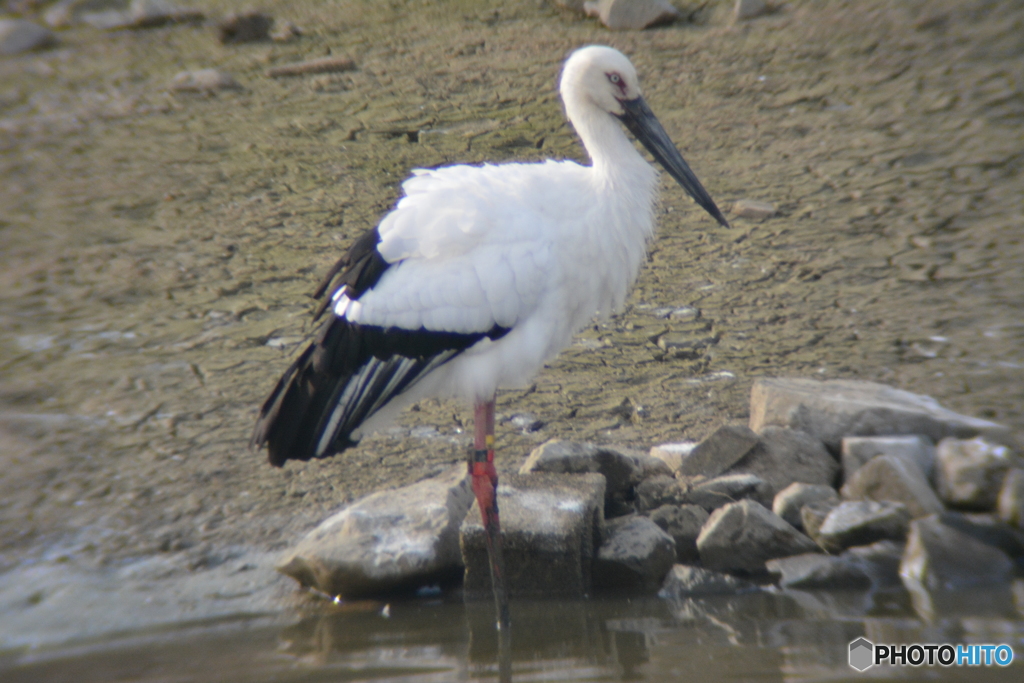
[841,434,935,480]
[593,515,676,593]
[840,454,944,518]
[814,500,911,553]
[520,440,639,495]
[765,553,872,589]
[647,504,708,563]
[682,473,771,510]
[277,466,473,598]
[658,564,758,599]
[773,483,839,530]
[697,500,819,573]
[748,377,1010,453]
[461,472,605,599]
[935,437,1018,510]
[727,426,839,501]
[678,424,760,477]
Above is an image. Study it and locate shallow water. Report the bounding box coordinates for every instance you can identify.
[4,588,1023,682]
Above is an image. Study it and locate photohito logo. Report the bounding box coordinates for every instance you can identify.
[849,638,1014,671]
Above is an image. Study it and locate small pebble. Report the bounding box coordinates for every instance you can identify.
[170,69,240,92]
[508,413,544,433]
[270,20,302,42]
[0,19,57,55]
[732,199,777,220]
[218,10,273,44]
[734,0,770,22]
[130,0,204,28]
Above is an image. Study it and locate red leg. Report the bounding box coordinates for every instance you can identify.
[470,398,511,670]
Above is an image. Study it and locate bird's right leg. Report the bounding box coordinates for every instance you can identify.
[470,399,511,639]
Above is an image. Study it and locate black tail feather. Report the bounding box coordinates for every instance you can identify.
[251,316,508,467]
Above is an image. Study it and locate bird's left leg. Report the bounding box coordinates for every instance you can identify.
[470,398,510,638]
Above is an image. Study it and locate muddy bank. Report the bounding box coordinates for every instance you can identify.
[1,0,1023,650]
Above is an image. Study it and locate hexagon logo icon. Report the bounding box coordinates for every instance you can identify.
[849,637,874,671]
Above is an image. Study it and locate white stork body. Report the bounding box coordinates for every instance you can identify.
[337,153,655,435]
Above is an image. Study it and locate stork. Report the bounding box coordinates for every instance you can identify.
[251,45,728,636]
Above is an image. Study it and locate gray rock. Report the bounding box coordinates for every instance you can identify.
[648,504,708,562]
[461,472,605,599]
[593,515,676,592]
[520,439,639,499]
[840,455,944,518]
[682,473,771,510]
[935,437,1017,510]
[169,69,240,92]
[697,500,819,573]
[679,424,760,477]
[998,469,1024,528]
[0,19,56,55]
[815,501,911,553]
[748,377,1010,453]
[635,475,686,512]
[732,198,776,219]
[842,540,904,588]
[841,434,935,480]
[773,483,839,530]
[583,0,681,30]
[900,515,1014,591]
[727,426,839,501]
[765,553,872,589]
[649,441,697,474]
[276,466,474,598]
[734,0,770,22]
[800,499,838,541]
[658,564,757,599]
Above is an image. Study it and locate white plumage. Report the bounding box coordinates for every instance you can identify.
[253,45,727,464]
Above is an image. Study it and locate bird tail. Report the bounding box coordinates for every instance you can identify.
[251,316,506,466]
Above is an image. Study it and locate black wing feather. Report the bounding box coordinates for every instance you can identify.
[251,226,507,467]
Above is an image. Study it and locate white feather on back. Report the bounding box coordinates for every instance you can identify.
[343,160,593,333]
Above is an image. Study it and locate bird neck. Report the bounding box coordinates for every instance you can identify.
[568,102,656,193]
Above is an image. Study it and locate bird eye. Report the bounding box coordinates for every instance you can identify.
[607,73,621,85]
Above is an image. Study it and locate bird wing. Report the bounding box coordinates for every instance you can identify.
[345,163,561,332]
[253,163,567,465]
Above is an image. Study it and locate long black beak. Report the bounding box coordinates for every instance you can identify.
[615,96,730,228]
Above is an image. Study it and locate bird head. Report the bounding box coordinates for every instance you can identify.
[560,46,730,228]
[560,45,642,118]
